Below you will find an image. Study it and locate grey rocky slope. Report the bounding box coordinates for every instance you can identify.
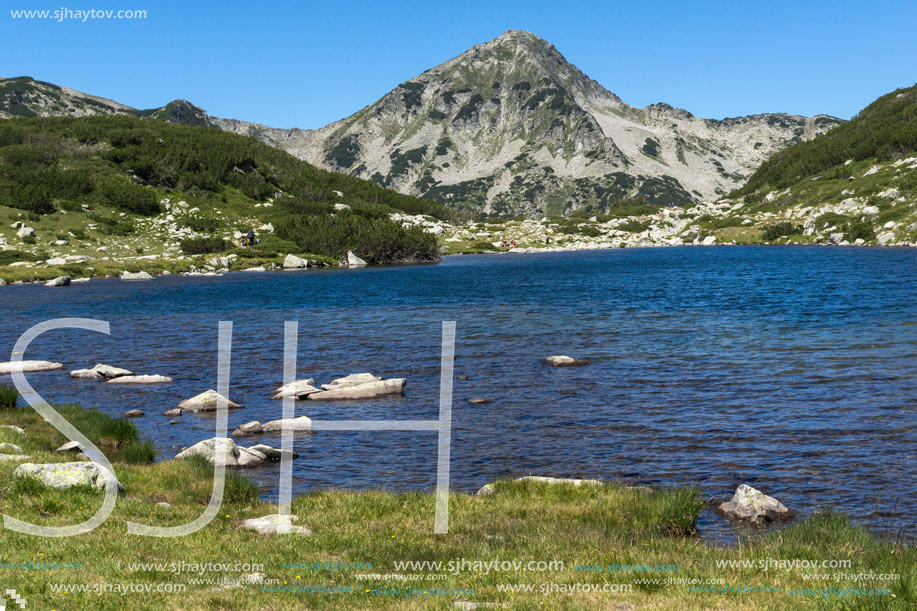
[2,32,842,216]
[212,30,842,216]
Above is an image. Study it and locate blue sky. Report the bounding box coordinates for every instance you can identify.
[4,0,916,128]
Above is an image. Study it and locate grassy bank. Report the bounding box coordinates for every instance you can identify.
[0,390,913,610]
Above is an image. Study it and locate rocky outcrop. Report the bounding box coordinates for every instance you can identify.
[0,360,63,374]
[120,271,153,281]
[718,484,795,524]
[14,462,124,492]
[177,390,243,412]
[346,251,367,267]
[44,276,71,287]
[107,374,172,384]
[70,364,133,380]
[282,254,309,269]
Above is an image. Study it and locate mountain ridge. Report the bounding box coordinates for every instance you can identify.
[1,31,844,215]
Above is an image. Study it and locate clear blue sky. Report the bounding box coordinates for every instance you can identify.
[4,0,916,128]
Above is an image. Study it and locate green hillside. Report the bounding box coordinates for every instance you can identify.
[0,115,453,280]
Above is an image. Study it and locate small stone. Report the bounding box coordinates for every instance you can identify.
[468,398,491,405]
[718,484,795,524]
[55,441,84,453]
[124,410,144,418]
[240,514,311,535]
[164,408,182,417]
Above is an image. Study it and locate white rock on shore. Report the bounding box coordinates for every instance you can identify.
[240,514,311,535]
[120,271,153,281]
[283,254,309,269]
[44,276,71,287]
[346,251,367,267]
[14,461,123,492]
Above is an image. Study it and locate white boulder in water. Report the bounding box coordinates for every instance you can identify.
[177,390,243,412]
[0,360,63,374]
[106,374,172,384]
[70,364,133,380]
[718,484,795,524]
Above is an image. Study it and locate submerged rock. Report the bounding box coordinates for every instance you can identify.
[248,444,299,460]
[0,360,63,374]
[718,484,795,524]
[107,374,172,385]
[543,355,589,367]
[240,514,311,535]
[177,390,243,412]
[70,363,133,380]
[124,409,144,418]
[14,462,123,492]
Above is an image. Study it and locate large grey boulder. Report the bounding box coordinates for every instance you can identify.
[261,416,313,432]
[177,390,243,412]
[120,271,153,281]
[16,226,34,238]
[271,379,319,400]
[14,462,123,492]
[309,378,405,400]
[0,360,63,374]
[175,437,240,466]
[236,446,268,468]
[346,251,367,267]
[44,276,71,287]
[107,374,172,384]
[70,364,133,380]
[240,514,311,535]
[283,254,308,269]
[718,484,794,524]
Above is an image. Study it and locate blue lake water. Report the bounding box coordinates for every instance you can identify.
[1,246,915,540]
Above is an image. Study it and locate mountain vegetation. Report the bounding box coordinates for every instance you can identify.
[0,115,449,265]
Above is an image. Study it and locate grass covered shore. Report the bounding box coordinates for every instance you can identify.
[0,393,913,610]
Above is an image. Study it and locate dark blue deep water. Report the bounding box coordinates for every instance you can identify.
[1,246,915,539]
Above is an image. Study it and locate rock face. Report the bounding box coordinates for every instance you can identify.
[44,276,71,287]
[543,355,589,367]
[120,271,153,281]
[346,251,367,267]
[718,484,795,524]
[70,364,133,380]
[212,30,840,216]
[309,375,406,400]
[282,254,309,269]
[14,462,124,492]
[106,374,172,384]
[177,390,243,412]
[271,379,319,400]
[0,360,64,374]
[261,416,313,432]
[240,514,311,535]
